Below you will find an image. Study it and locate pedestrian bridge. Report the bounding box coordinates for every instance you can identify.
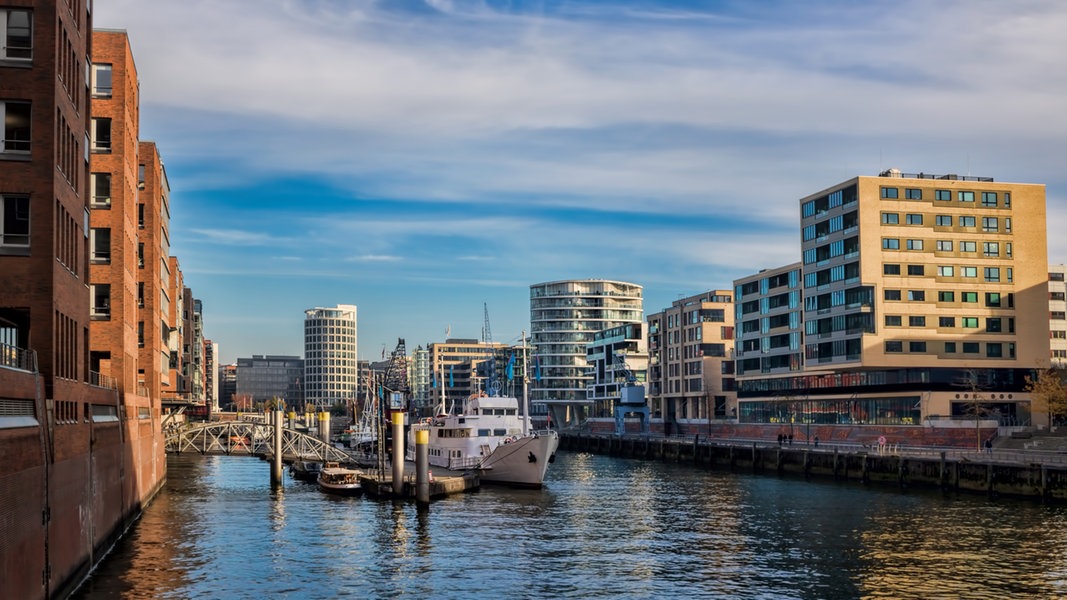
[165,421,354,464]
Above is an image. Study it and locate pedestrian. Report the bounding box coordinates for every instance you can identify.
[814,435,819,447]
[777,433,783,446]
[788,434,793,445]
[985,438,993,454]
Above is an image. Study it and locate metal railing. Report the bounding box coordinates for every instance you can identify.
[0,342,37,372]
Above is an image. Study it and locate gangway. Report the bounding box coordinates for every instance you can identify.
[165,421,356,464]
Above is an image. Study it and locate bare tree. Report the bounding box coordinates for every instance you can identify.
[1025,367,1067,430]
[956,369,992,452]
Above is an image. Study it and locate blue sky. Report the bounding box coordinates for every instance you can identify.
[94,0,1067,364]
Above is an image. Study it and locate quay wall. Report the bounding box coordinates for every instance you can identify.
[0,367,167,600]
[560,433,1067,503]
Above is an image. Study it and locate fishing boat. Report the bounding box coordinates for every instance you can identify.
[317,462,363,496]
[406,332,559,488]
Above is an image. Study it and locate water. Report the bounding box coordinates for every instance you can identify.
[73,452,1067,599]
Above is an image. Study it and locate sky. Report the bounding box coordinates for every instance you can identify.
[93,0,1067,365]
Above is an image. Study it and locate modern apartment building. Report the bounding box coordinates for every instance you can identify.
[738,171,1049,428]
[1050,265,1067,366]
[303,304,358,407]
[646,290,736,434]
[529,279,643,427]
[734,264,804,379]
[585,323,648,418]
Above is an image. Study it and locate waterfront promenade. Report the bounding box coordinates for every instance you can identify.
[561,429,1067,502]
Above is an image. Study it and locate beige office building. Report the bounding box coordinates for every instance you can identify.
[1050,265,1067,367]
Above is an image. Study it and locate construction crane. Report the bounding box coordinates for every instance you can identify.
[481,302,493,344]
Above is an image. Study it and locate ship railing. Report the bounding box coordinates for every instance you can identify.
[448,455,485,471]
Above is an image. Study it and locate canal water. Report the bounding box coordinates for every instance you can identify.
[73,452,1067,599]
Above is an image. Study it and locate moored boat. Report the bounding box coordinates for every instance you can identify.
[407,394,559,488]
[289,459,323,483]
[317,462,363,496]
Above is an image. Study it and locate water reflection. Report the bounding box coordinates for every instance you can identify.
[73,452,1067,599]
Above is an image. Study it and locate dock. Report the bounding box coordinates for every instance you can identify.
[359,470,480,499]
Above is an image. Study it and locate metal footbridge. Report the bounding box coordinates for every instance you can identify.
[165,421,355,464]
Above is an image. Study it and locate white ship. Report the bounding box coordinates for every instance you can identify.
[408,394,559,488]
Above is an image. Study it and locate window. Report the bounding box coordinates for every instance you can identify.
[935,190,951,201]
[906,214,923,225]
[906,239,923,251]
[91,173,111,207]
[1053,311,1067,321]
[1052,292,1065,302]
[885,289,901,301]
[983,242,999,257]
[938,291,955,302]
[1006,242,1013,257]
[885,315,902,326]
[986,292,1001,307]
[881,212,899,225]
[137,203,145,229]
[963,342,979,354]
[0,193,30,248]
[987,318,1002,332]
[1053,330,1067,340]
[962,317,979,328]
[959,215,976,227]
[982,216,998,232]
[908,265,924,276]
[958,191,975,202]
[90,284,111,318]
[984,267,1000,282]
[884,264,901,275]
[935,215,952,227]
[0,100,31,153]
[908,290,925,301]
[882,238,900,250]
[0,9,32,60]
[962,266,977,278]
[885,341,903,353]
[939,316,955,327]
[986,343,1003,358]
[881,187,899,199]
[138,242,144,268]
[1004,192,1011,207]
[909,341,927,352]
[982,191,997,206]
[962,292,978,303]
[960,241,977,252]
[905,188,922,200]
[91,64,113,97]
[91,118,112,152]
[909,316,926,327]
[1005,217,1012,232]
[944,342,957,353]
[137,282,145,307]
[936,240,953,252]
[937,266,954,277]
[90,228,110,263]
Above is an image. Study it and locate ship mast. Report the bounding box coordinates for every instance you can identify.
[522,329,530,436]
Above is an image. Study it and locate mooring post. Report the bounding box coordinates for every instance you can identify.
[415,429,430,506]
[319,411,331,444]
[392,411,405,497]
[271,409,283,487]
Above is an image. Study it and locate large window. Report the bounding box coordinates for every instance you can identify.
[881,212,899,225]
[91,284,111,318]
[91,173,111,207]
[90,228,110,263]
[882,238,900,250]
[959,215,976,227]
[92,63,113,97]
[906,214,923,225]
[935,215,952,227]
[936,240,953,252]
[958,191,975,202]
[0,100,30,153]
[0,9,32,60]
[982,216,999,232]
[91,118,112,152]
[0,193,29,248]
[881,187,899,199]
[981,192,997,207]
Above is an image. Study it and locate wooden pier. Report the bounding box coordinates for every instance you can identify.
[359,471,480,500]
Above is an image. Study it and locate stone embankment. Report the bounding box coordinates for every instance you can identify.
[560,432,1067,502]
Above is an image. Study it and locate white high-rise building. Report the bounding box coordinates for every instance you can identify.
[529,279,643,428]
[304,304,358,408]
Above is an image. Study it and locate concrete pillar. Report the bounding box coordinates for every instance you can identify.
[271,409,283,487]
[392,411,405,497]
[415,429,430,505]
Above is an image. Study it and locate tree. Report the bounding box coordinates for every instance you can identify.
[956,369,992,452]
[1025,367,1067,429]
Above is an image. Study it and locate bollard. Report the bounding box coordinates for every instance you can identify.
[319,411,331,444]
[288,411,296,430]
[415,429,430,505]
[392,411,405,497]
